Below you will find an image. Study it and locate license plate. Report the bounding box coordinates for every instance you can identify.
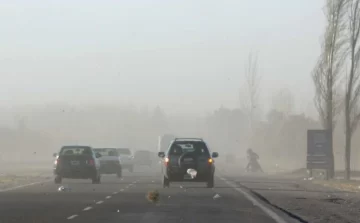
[184,174,192,179]
[71,161,79,165]
[184,158,193,162]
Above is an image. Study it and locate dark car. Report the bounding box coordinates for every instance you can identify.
[93,148,122,178]
[134,150,153,167]
[158,138,219,188]
[53,145,102,184]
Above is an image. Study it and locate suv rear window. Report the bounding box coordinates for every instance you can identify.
[168,141,210,156]
[117,148,131,155]
[60,146,93,156]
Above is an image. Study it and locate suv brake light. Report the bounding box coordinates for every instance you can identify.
[54,158,60,165]
[208,158,213,163]
[164,157,169,166]
[88,159,95,165]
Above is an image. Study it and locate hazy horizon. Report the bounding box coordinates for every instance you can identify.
[1,1,324,117]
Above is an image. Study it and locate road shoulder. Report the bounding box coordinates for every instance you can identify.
[222,173,360,223]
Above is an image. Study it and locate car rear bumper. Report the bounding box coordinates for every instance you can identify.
[99,164,121,174]
[122,164,134,168]
[164,167,214,181]
[54,167,97,179]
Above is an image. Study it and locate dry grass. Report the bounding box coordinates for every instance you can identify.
[146,190,160,203]
[313,179,360,192]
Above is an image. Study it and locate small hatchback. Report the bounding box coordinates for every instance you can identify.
[158,138,218,188]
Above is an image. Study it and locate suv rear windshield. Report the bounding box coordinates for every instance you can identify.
[117,148,131,155]
[168,141,210,156]
[93,148,118,157]
[60,146,93,156]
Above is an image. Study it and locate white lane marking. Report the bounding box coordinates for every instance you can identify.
[113,192,118,195]
[67,215,78,219]
[0,180,52,192]
[96,200,104,204]
[120,189,124,192]
[219,177,287,223]
[83,206,92,211]
[132,181,137,183]
[106,196,111,199]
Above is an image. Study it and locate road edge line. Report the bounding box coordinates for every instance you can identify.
[219,176,288,223]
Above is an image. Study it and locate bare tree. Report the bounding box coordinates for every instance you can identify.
[344,0,360,180]
[312,0,348,178]
[241,52,261,135]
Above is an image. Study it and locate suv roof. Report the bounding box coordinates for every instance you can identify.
[61,145,92,149]
[173,138,204,142]
[116,148,132,153]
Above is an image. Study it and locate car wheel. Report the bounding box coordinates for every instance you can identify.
[206,175,214,188]
[162,175,170,188]
[54,175,62,184]
[92,174,101,184]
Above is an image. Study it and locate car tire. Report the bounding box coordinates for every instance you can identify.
[92,173,101,184]
[54,175,62,184]
[206,175,214,188]
[117,170,122,178]
[162,175,170,188]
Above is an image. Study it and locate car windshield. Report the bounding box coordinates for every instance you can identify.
[168,142,210,156]
[60,147,92,156]
[117,149,131,155]
[93,148,118,157]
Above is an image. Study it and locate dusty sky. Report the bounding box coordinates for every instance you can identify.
[0,0,324,116]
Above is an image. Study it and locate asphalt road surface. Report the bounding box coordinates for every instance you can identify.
[0,167,292,223]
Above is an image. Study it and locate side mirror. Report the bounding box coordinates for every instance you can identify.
[95,153,102,158]
[53,153,57,157]
[212,152,219,158]
[158,152,165,158]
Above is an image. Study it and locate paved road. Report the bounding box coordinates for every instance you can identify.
[0,168,291,223]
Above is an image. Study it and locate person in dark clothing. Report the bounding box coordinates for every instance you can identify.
[245,148,263,172]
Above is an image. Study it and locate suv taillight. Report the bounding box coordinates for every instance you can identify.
[54,158,60,165]
[88,159,95,165]
[164,157,169,166]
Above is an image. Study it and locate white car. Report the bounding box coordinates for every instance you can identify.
[116,148,134,172]
[93,148,122,178]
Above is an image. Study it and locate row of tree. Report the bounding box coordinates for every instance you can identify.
[312,0,360,179]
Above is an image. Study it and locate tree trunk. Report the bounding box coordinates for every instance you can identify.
[326,82,335,179]
[345,128,351,180]
[345,98,351,180]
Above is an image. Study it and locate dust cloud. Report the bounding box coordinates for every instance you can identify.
[1,101,359,175]
[1,1,359,177]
